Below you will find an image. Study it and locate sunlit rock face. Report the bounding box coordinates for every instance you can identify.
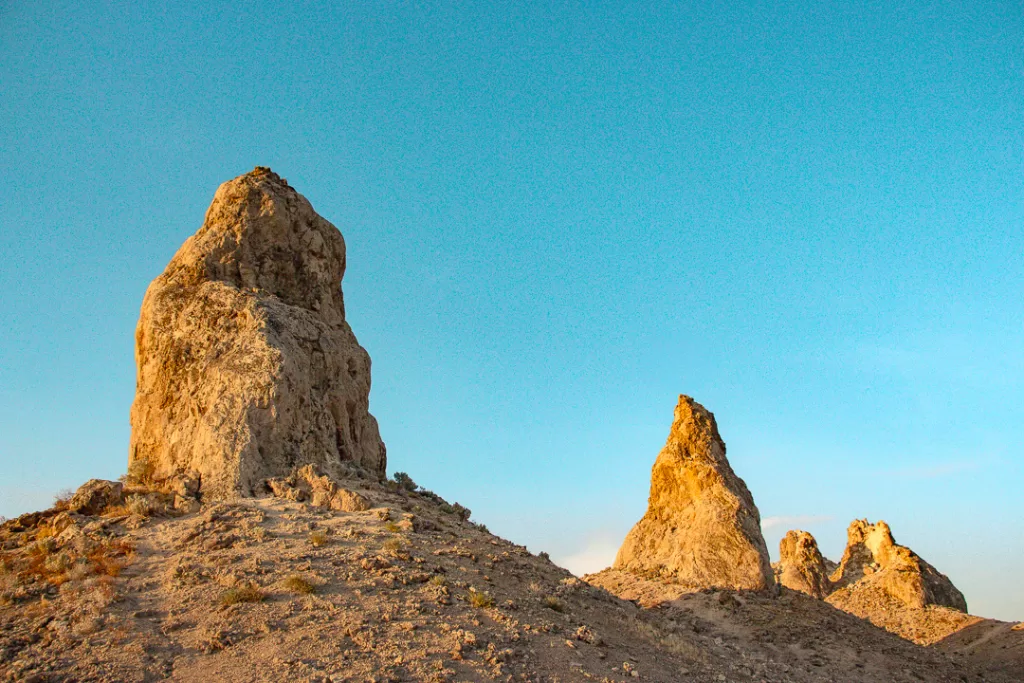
[775,530,833,599]
[129,167,386,499]
[613,395,774,591]
[827,519,967,612]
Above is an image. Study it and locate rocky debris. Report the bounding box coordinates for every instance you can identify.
[613,395,773,591]
[265,464,372,512]
[828,520,967,611]
[775,530,833,599]
[66,480,124,516]
[129,167,386,500]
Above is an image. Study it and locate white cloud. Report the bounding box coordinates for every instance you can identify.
[761,515,834,532]
[552,537,620,577]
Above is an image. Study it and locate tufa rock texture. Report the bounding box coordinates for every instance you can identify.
[613,395,774,591]
[129,167,386,500]
[827,519,967,612]
[775,530,833,599]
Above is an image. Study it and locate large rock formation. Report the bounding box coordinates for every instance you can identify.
[613,395,773,591]
[826,519,967,612]
[129,167,386,499]
[775,530,833,599]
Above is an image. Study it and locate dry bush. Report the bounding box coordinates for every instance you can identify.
[308,530,328,547]
[283,575,315,595]
[384,521,401,533]
[429,574,447,587]
[382,537,403,553]
[125,494,155,517]
[53,488,75,510]
[220,584,265,606]
[87,538,135,578]
[542,596,565,612]
[468,590,494,608]
[121,457,156,488]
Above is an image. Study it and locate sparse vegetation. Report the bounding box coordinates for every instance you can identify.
[384,521,401,533]
[308,530,329,547]
[429,574,447,587]
[121,457,156,487]
[282,574,315,595]
[382,537,403,553]
[53,488,75,510]
[219,584,266,606]
[393,471,417,492]
[542,596,565,612]
[468,589,494,608]
[125,494,155,517]
[538,551,550,561]
[451,503,471,521]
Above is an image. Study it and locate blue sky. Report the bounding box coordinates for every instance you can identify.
[1,1,1021,620]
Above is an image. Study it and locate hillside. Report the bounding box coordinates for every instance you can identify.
[2,477,1019,683]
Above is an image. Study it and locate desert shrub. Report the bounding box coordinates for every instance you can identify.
[429,574,447,587]
[542,596,564,612]
[87,538,135,577]
[393,472,417,492]
[451,503,472,521]
[121,457,156,487]
[384,521,401,533]
[125,494,155,517]
[53,488,75,510]
[468,590,494,608]
[475,523,489,534]
[538,551,550,561]
[220,584,265,606]
[382,537,403,553]
[308,530,328,547]
[282,575,315,595]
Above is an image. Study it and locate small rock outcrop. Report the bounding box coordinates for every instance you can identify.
[775,530,833,599]
[266,464,372,512]
[129,168,386,500]
[827,519,967,612]
[613,395,773,591]
[66,480,124,516]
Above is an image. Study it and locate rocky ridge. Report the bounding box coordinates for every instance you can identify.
[2,474,1017,683]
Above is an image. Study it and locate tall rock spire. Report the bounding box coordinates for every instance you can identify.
[613,395,773,591]
[129,167,386,499]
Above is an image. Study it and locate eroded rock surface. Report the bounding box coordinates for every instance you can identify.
[775,530,833,599]
[613,395,773,591]
[828,519,966,611]
[129,167,385,499]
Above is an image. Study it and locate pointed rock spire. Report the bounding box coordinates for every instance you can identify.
[613,395,773,591]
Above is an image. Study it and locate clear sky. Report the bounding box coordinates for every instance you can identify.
[1,1,1021,621]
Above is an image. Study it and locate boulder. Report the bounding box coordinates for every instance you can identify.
[128,167,386,499]
[775,530,833,599]
[613,395,773,591]
[67,479,124,516]
[827,519,967,611]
